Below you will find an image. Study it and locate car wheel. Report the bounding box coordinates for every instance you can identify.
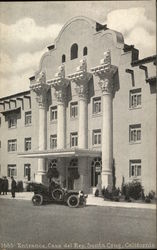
[32,194,43,206]
[67,195,79,208]
[52,189,64,201]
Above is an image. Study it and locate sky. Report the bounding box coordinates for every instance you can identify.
[0,0,156,98]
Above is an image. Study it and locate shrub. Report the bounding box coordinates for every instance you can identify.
[145,196,151,203]
[16,181,23,192]
[103,187,120,201]
[123,181,143,200]
[95,189,99,197]
[148,190,155,200]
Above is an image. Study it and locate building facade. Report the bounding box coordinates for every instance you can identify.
[0,16,156,194]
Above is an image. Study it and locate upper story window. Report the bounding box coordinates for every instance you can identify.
[25,137,31,151]
[62,54,66,63]
[83,47,88,56]
[93,97,101,114]
[129,160,141,178]
[129,124,141,143]
[25,111,32,126]
[8,139,17,152]
[50,135,57,149]
[8,117,17,128]
[50,106,57,121]
[130,88,141,109]
[8,164,17,177]
[71,43,78,60]
[93,129,101,145]
[70,132,78,147]
[70,102,78,118]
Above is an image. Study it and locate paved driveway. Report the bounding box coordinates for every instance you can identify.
[0,199,156,249]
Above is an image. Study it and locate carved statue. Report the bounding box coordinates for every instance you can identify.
[36,72,46,85]
[76,58,87,72]
[100,50,111,67]
[55,65,65,78]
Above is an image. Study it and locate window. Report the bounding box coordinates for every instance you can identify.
[50,135,57,149]
[25,111,32,125]
[8,117,17,128]
[0,117,1,126]
[83,47,88,56]
[93,130,101,145]
[93,97,101,114]
[71,43,78,60]
[49,159,57,168]
[129,160,141,178]
[0,140,1,148]
[70,102,78,118]
[50,106,57,121]
[25,137,31,151]
[24,164,31,180]
[70,132,78,147]
[8,164,17,177]
[129,124,141,143]
[130,88,141,108]
[62,54,66,63]
[8,139,17,152]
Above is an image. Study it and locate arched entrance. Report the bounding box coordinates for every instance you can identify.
[91,157,102,187]
[47,159,59,183]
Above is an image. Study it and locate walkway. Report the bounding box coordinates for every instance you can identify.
[0,192,156,209]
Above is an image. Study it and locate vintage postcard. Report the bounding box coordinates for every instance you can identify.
[0,1,156,249]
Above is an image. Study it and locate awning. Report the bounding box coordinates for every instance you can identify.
[1,107,21,115]
[18,148,101,158]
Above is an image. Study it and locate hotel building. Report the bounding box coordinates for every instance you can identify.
[0,16,156,194]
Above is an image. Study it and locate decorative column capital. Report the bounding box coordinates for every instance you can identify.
[68,58,92,99]
[91,50,117,95]
[47,65,69,103]
[30,72,50,107]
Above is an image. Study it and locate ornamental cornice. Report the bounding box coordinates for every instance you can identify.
[91,50,117,94]
[68,58,92,99]
[30,72,50,107]
[47,65,69,103]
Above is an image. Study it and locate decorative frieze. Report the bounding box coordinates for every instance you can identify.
[47,65,69,103]
[68,58,91,99]
[91,50,117,95]
[30,72,50,107]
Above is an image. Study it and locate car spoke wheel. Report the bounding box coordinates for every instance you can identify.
[67,195,79,208]
[52,189,64,201]
[32,194,43,206]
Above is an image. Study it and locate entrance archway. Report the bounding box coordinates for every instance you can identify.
[91,157,102,187]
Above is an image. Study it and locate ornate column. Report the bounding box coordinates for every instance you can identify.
[47,65,69,149]
[91,50,117,190]
[30,72,50,183]
[68,58,91,149]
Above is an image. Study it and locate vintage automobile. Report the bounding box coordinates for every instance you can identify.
[28,181,88,208]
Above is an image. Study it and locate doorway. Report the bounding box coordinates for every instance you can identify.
[91,157,102,187]
[68,158,79,190]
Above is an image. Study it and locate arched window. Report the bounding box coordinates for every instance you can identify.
[83,47,88,56]
[49,159,57,168]
[71,43,78,60]
[62,54,66,63]
[91,157,102,187]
